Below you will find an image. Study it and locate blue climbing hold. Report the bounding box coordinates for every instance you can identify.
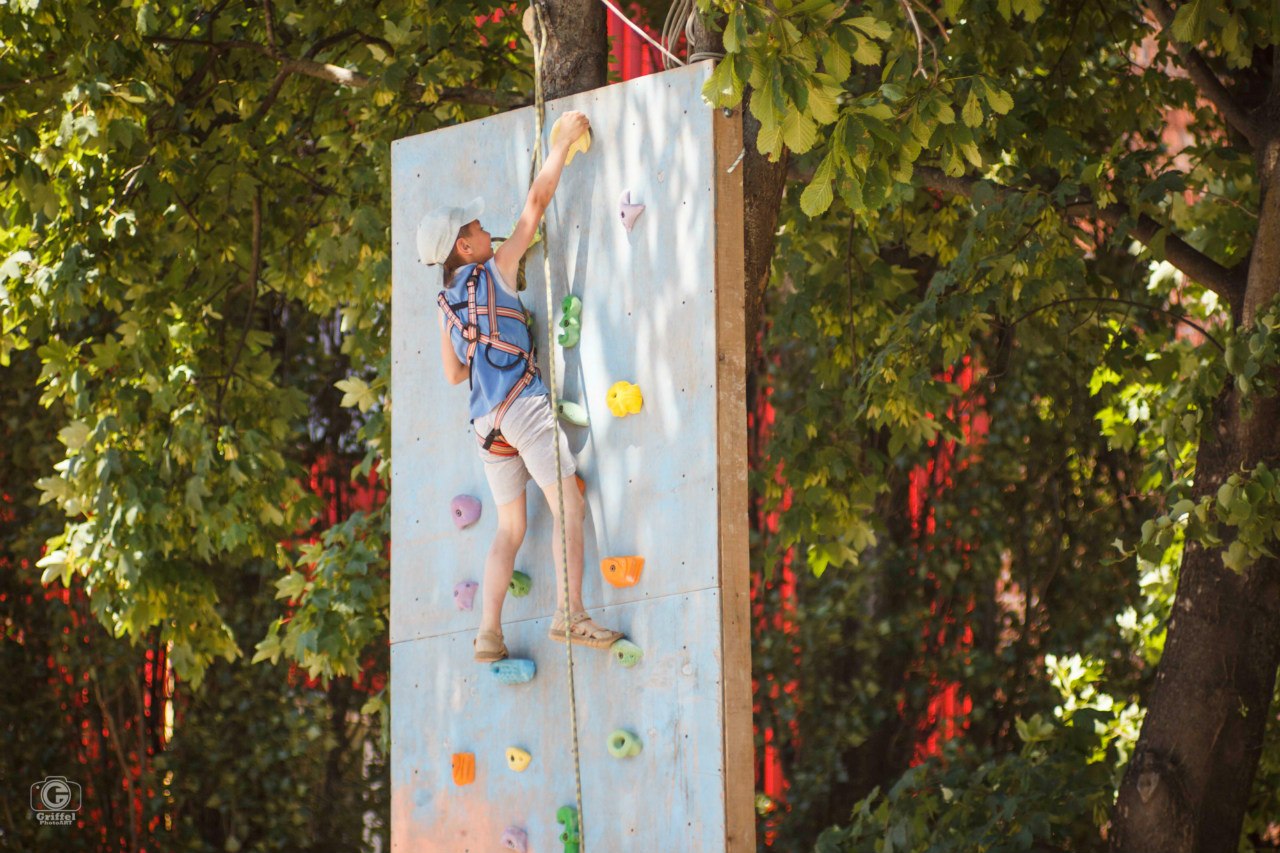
[490,658,536,685]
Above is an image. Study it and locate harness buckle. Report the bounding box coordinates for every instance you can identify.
[461,325,479,343]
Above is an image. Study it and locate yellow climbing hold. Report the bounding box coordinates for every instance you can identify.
[550,113,592,166]
[506,746,532,773]
[607,381,643,417]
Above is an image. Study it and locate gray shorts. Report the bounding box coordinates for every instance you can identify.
[474,393,577,506]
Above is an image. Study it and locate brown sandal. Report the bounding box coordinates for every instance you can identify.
[548,611,624,649]
[474,629,508,662]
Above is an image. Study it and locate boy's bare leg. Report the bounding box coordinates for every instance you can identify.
[541,475,586,614]
[479,492,527,635]
[541,475,618,640]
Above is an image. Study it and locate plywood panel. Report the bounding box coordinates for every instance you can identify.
[390,61,750,851]
[390,591,726,851]
[390,64,724,645]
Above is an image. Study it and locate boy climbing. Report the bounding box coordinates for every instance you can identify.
[418,109,624,663]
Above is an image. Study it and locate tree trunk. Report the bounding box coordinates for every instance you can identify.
[533,0,607,101]
[689,14,790,357]
[741,112,790,356]
[1111,100,1280,852]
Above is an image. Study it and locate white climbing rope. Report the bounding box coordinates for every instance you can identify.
[529,4,587,847]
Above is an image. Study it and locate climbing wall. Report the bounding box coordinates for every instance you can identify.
[389,61,750,852]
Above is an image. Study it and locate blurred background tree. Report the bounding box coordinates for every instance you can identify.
[4,0,1280,851]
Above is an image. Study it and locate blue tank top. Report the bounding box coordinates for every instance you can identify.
[442,259,549,420]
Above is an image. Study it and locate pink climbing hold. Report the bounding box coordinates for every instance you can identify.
[451,495,482,529]
[501,827,528,852]
[453,580,479,611]
[618,189,645,233]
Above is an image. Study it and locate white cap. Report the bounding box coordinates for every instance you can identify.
[416,196,485,265]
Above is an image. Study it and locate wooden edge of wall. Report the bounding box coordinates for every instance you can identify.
[713,104,753,852]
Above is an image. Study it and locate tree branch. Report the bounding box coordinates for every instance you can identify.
[896,0,933,77]
[909,0,950,43]
[263,0,280,56]
[279,56,368,87]
[1147,0,1261,148]
[147,35,529,107]
[1008,295,1225,352]
[147,36,371,86]
[0,72,64,92]
[438,86,531,108]
[915,166,1247,306]
[249,68,291,123]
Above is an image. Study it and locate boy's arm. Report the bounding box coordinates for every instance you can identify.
[494,111,589,286]
[439,308,469,385]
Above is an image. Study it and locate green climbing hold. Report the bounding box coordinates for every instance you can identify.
[610,639,643,668]
[509,570,532,597]
[558,316,580,348]
[557,805,580,853]
[556,401,589,427]
[607,729,643,758]
[558,295,582,348]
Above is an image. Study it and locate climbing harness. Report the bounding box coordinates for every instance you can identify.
[436,263,541,454]
[529,2,587,846]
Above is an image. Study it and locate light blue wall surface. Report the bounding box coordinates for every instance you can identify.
[390,62,730,851]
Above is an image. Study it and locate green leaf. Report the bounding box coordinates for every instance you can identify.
[184,475,209,512]
[702,57,743,107]
[800,154,837,217]
[807,79,841,124]
[852,33,882,66]
[821,39,851,81]
[849,16,892,40]
[724,8,746,53]
[962,89,983,128]
[135,3,159,35]
[748,74,785,127]
[275,571,309,601]
[336,377,377,412]
[1171,0,1209,42]
[982,81,1015,114]
[0,250,32,282]
[1223,540,1252,573]
[781,109,819,153]
[756,120,785,159]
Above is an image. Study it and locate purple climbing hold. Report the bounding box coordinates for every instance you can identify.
[453,580,479,611]
[618,189,645,233]
[451,495,482,529]
[501,827,528,852]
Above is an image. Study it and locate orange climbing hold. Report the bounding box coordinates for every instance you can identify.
[601,556,644,588]
[452,752,476,786]
[576,473,586,496]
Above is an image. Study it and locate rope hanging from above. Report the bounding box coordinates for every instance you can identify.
[527,2,587,847]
